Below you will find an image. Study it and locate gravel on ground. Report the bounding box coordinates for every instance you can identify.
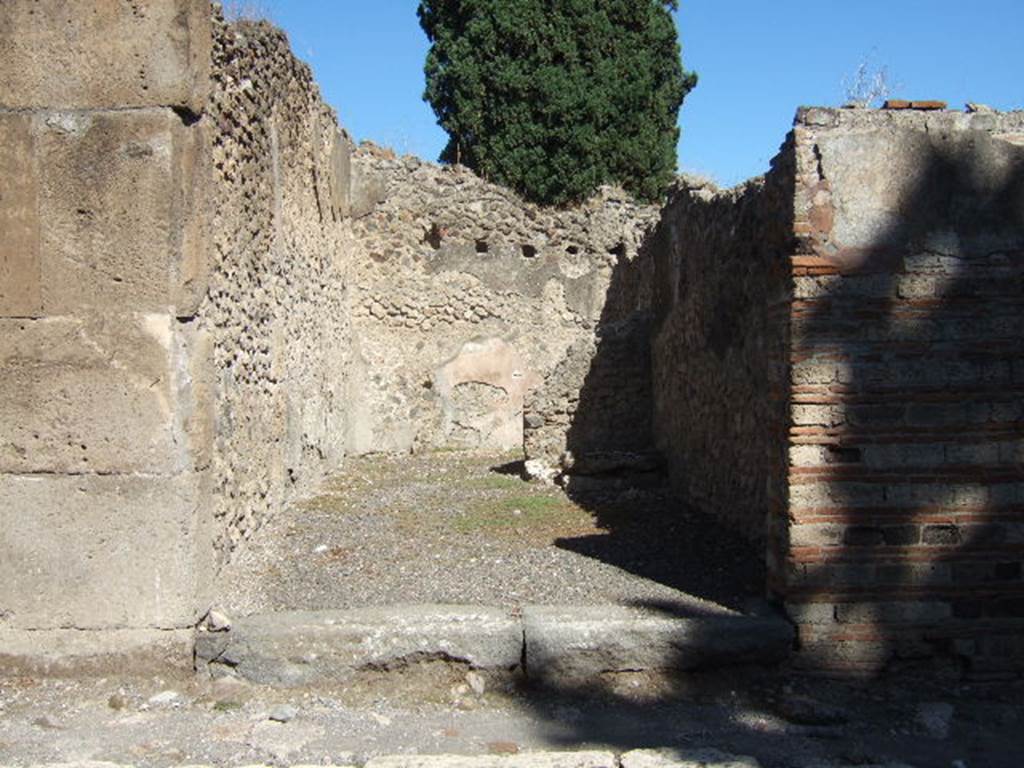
[217,451,765,618]
[1,666,1021,767]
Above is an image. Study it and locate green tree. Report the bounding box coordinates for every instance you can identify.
[418,0,697,206]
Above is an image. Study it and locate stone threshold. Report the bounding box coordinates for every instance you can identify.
[195,604,795,687]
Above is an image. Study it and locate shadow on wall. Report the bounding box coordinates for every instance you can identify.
[789,114,1024,676]
[509,111,1024,764]
[523,177,778,612]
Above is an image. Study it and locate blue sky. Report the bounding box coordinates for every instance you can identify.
[254,1,1023,187]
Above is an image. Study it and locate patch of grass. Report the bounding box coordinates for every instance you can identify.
[295,493,349,514]
[212,699,243,712]
[453,493,591,536]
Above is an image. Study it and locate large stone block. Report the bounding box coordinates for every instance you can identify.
[196,606,523,685]
[172,119,211,317]
[0,472,208,630]
[0,628,194,676]
[35,109,206,315]
[522,605,794,683]
[0,0,211,112]
[0,315,189,474]
[0,114,42,316]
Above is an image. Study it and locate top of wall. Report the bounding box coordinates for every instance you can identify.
[0,0,211,113]
[792,106,1024,272]
[795,105,1024,132]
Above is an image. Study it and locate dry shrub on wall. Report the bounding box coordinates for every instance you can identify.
[842,53,900,108]
[222,0,273,22]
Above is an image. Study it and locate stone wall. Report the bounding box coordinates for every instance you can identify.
[3,1,1022,682]
[0,0,213,671]
[778,107,1024,676]
[349,150,660,457]
[650,166,794,538]
[204,14,354,559]
[0,1,355,671]
[649,106,1024,677]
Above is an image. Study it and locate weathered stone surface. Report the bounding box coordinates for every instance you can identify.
[204,16,353,560]
[0,315,190,474]
[805,112,1024,266]
[349,161,388,218]
[620,749,761,768]
[526,316,656,474]
[650,170,792,541]
[0,0,211,111]
[783,107,1024,677]
[0,473,208,630]
[522,606,794,682]
[196,606,523,685]
[435,337,541,450]
[36,109,200,315]
[366,753,616,768]
[0,113,42,317]
[0,2,212,664]
[349,149,659,456]
[0,628,194,677]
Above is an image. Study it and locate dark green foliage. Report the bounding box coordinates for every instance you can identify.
[418,0,697,206]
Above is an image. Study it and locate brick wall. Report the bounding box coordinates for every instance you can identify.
[777,107,1024,676]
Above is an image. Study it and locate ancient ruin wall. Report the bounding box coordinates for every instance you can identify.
[0,0,213,670]
[349,150,660,457]
[780,108,1024,676]
[204,14,354,559]
[649,167,794,540]
[0,2,357,671]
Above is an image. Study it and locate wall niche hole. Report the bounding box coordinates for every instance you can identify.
[475,239,490,254]
[566,245,580,255]
[521,244,538,258]
[423,223,443,250]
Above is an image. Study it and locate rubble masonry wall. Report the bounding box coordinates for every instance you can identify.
[205,14,354,561]
[349,149,660,460]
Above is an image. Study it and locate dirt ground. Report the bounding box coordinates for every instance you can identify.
[1,663,1022,767]
[4,451,1021,767]
[217,450,764,617]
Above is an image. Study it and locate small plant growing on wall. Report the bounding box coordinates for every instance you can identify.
[842,53,899,108]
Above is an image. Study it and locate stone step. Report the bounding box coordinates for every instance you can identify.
[196,604,794,687]
[195,605,523,686]
[523,605,795,683]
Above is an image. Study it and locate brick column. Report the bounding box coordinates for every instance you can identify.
[777,107,1024,677]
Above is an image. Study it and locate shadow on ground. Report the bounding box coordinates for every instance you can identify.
[505,121,1024,767]
[489,459,764,613]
